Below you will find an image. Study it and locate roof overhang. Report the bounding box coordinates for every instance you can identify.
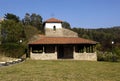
[29,37,97,45]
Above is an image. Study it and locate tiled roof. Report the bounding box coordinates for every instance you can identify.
[45,18,62,23]
[29,37,97,45]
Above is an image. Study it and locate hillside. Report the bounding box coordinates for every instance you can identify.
[72,26,120,51]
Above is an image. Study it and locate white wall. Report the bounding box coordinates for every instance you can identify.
[45,23,62,29]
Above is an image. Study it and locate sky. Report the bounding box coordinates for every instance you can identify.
[0,0,120,28]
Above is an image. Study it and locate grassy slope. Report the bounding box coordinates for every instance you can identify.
[0,60,120,81]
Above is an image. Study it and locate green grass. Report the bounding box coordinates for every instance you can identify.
[0,60,120,81]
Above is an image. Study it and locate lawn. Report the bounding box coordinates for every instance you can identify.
[0,60,120,81]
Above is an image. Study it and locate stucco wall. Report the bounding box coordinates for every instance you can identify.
[45,23,62,29]
[74,52,97,61]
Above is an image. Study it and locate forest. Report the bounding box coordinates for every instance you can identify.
[0,13,120,61]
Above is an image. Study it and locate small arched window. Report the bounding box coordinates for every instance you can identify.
[53,25,56,31]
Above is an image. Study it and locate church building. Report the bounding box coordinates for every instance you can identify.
[28,18,97,61]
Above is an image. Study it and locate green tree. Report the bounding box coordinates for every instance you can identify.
[23,13,31,25]
[30,13,43,30]
[24,25,39,41]
[1,20,23,43]
[22,13,43,33]
[4,13,20,22]
[62,21,71,29]
[1,20,25,57]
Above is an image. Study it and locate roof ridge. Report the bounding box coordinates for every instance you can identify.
[45,18,62,23]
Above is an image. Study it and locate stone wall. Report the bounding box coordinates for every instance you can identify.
[30,52,57,60]
[74,52,97,61]
[62,28,78,37]
[45,28,78,37]
[45,28,63,37]
[31,52,97,61]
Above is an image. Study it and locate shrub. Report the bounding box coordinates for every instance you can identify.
[97,52,118,62]
[1,43,26,58]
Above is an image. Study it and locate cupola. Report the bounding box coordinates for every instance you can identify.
[44,18,63,29]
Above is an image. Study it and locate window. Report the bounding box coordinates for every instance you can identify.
[32,45,43,53]
[45,45,55,53]
[75,45,84,53]
[53,26,56,31]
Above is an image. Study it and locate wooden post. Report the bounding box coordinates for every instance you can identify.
[84,46,86,53]
[94,45,96,53]
[74,45,76,53]
[93,45,96,53]
[90,46,92,53]
[43,46,45,54]
[55,46,57,54]
[30,47,32,52]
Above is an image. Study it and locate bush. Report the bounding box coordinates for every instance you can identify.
[1,43,26,58]
[97,52,118,62]
[114,47,120,61]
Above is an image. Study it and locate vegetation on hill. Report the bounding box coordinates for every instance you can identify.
[0,13,41,57]
[0,13,120,61]
[72,27,120,61]
[72,27,120,51]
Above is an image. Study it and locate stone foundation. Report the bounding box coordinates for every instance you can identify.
[74,52,97,61]
[30,52,57,60]
[30,52,97,61]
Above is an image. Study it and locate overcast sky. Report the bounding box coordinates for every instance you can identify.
[0,0,120,28]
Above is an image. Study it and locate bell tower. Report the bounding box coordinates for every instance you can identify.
[44,18,63,37]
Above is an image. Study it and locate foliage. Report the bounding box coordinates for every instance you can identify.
[113,46,120,61]
[23,25,39,41]
[72,27,120,61]
[97,52,118,62]
[22,13,31,25]
[4,13,20,22]
[0,13,42,58]
[62,21,71,29]
[22,13,43,31]
[0,43,26,58]
[1,20,24,43]
[72,27,120,62]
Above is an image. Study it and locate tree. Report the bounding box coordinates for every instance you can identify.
[30,13,43,30]
[0,20,25,57]
[24,25,39,41]
[22,13,43,33]
[62,21,71,29]
[4,13,20,22]
[1,20,23,43]
[22,13,31,25]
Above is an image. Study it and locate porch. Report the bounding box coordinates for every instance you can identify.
[29,44,97,61]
